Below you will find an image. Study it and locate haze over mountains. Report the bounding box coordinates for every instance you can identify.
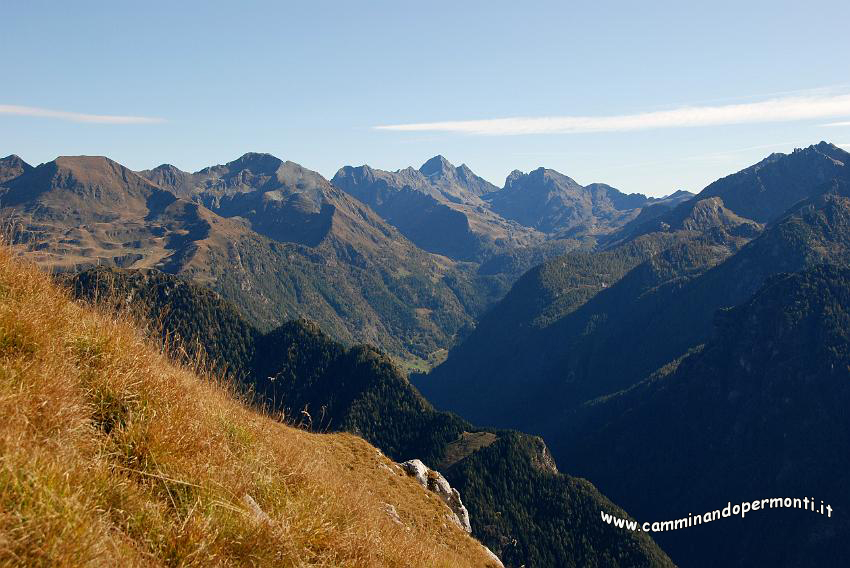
[3,141,849,567]
[0,150,688,369]
[332,156,543,262]
[333,155,692,261]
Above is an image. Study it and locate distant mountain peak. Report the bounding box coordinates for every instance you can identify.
[150,163,185,174]
[0,154,33,183]
[419,155,455,177]
[814,140,840,152]
[54,154,110,165]
[505,170,525,185]
[697,141,849,222]
[1,154,28,165]
[664,189,693,199]
[506,167,580,189]
[224,152,283,174]
[51,155,133,179]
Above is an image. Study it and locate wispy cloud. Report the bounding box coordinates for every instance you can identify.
[0,104,165,124]
[375,93,850,136]
[822,120,850,127]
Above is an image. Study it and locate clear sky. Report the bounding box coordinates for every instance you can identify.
[3,0,850,196]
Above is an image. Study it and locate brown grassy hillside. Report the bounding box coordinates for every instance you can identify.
[0,248,500,567]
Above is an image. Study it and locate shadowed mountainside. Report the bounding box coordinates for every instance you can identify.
[332,156,544,261]
[66,265,675,568]
[421,144,850,434]
[559,265,850,567]
[418,144,850,567]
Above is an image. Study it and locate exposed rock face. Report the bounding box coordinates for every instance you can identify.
[0,154,33,184]
[528,436,558,474]
[697,141,849,222]
[400,458,429,486]
[242,494,271,525]
[332,157,542,261]
[400,459,472,534]
[487,167,663,237]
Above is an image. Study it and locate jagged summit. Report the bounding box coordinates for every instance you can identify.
[419,154,455,177]
[514,167,582,189]
[0,154,33,183]
[1,154,30,167]
[150,162,176,171]
[331,158,538,261]
[490,167,644,234]
[697,141,850,222]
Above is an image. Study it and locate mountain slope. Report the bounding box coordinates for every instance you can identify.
[141,154,520,365]
[486,167,689,237]
[422,160,850,440]
[608,195,763,245]
[560,265,850,567]
[332,157,543,261]
[0,154,32,183]
[0,248,501,567]
[2,154,495,368]
[697,141,848,222]
[66,265,675,568]
[0,155,218,271]
[611,142,850,243]
[420,226,745,427]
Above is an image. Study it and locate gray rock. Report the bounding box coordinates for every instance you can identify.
[382,503,403,527]
[242,494,271,525]
[400,459,429,487]
[399,459,472,533]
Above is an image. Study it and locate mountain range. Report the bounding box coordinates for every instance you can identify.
[419,142,850,566]
[1,154,485,369]
[3,141,848,566]
[0,247,508,567]
[66,264,673,568]
[0,151,688,370]
[332,155,692,261]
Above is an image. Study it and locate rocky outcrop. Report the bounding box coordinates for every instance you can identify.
[482,545,505,568]
[528,436,558,474]
[400,459,471,534]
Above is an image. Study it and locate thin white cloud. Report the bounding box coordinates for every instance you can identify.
[375,94,850,136]
[0,104,165,124]
[822,120,850,127]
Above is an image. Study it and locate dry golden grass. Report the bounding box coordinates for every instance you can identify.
[0,248,499,567]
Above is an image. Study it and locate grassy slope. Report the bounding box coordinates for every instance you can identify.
[0,250,499,567]
[65,266,676,568]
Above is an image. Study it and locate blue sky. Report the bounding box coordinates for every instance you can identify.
[3,0,850,196]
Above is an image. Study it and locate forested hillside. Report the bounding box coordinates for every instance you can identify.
[66,266,674,568]
[0,248,502,567]
[559,265,850,567]
[418,144,850,567]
